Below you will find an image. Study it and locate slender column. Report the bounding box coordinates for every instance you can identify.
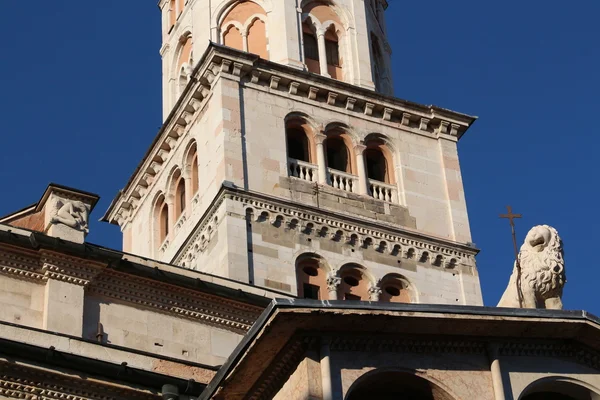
[241,32,249,52]
[326,271,341,300]
[488,343,506,400]
[315,133,328,184]
[166,196,175,237]
[320,338,333,400]
[354,144,369,195]
[316,31,331,78]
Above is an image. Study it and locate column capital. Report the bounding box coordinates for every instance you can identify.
[326,271,341,292]
[354,143,367,154]
[315,133,327,145]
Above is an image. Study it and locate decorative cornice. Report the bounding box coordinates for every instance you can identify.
[174,189,477,270]
[104,44,477,228]
[88,269,261,333]
[40,250,105,286]
[0,362,157,400]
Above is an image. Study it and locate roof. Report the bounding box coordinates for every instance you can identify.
[200,299,600,399]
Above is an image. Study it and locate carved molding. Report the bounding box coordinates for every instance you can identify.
[88,269,261,333]
[0,361,157,400]
[174,190,476,270]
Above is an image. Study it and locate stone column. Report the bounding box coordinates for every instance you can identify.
[354,144,369,195]
[182,168,192,213]
[326,271,341,300]
[315,133,328,184]
[316,31,331,78]
[320,337,333,400]
[166,195,176,233]
[242,32,249,52]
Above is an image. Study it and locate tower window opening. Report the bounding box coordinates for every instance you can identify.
[287,128,310,162]
[365,148,388,182]
[303,266,318,277]
[325,137,350,173]
[177,180,186,214]
[385,286,401,297]
[160,204,169,242]
[303,32,319,61]
[325,39,340,66]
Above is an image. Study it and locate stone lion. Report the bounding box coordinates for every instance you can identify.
[497,225,565,309]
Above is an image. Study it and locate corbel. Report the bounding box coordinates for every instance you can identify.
[289,81,300,95]
[308,87,319,100]
[250,70,261,84]
[364,102,375,116]
[383,107,393,121]
[420,117,430,131]
[450,123,460,136]
[165,136,178,150]
[270,76,281,89]
[346,97,357,111]
[401,113,412,126]
[327,92,338,106]
[438,120,449,135]
[232,62,244,77]
[221,59,232,73]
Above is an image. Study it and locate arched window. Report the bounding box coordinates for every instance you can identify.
[175,177,186,218]
[177,35,193,95]
[325,27,342,80]
[302,2,345,81]
[303,23,320,74]
[347,370,455,400]
[338,265,370,301]
[287,128,310,162]
[247,18,268,59]
[364,137,394,184]
[191,154,199,194]
[177,0,184,17]
[154,195,170,248]
[223,25,243,51]
[296,255,328,300]
[379,275,411,303]
[160,204,169,241]
[184,142,199,196]
[220,2,268,59]
[325,136,351,173]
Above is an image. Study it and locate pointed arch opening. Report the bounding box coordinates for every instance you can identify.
[184,141,199,196]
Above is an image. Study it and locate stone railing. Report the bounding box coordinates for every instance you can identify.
[289,158,317,182]
[328,169,358,193]
[369,180,397,203]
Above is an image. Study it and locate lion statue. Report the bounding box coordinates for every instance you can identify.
[497,225,565,309]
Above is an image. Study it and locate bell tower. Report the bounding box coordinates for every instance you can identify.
[105,0,483,306]
[158,0,393,118]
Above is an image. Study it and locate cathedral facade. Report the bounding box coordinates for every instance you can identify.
[0,1,598,399]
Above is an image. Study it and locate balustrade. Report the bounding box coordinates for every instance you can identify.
[369,180,396,203]
[288,158,317,182]
[328,169,357,193]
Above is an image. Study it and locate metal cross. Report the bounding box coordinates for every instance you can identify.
[499,205,522,261]
[500,205,524,307]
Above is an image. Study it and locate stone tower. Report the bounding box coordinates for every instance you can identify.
[104,0,483,305]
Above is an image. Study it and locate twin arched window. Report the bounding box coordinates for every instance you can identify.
[302,2,344,81]
[154,142,199,251]
[220,2,268,60]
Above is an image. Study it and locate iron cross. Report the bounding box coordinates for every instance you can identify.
[500,206,522,264]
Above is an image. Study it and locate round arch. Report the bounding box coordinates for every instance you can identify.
[337,263,375,301]
[363,133,396,184]
[346,368,457,400]
[212,0,273,29]
[520,377,600,400]
[296,253,330,300]
[379,273,416,303]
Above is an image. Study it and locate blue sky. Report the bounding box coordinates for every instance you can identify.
[1,1,598,312]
